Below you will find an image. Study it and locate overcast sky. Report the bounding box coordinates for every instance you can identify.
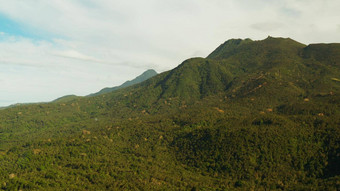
[0,0,339,106]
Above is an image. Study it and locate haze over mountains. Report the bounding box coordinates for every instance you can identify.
[0,37,339,190]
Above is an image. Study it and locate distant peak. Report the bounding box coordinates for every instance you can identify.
[142,69,157,75]
[87,69,158,97]
[264,35,287,40]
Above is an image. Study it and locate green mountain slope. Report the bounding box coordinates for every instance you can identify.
[122,37,339,109]
[0,37,339,190]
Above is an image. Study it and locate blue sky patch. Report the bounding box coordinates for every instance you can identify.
[0,13,55,42]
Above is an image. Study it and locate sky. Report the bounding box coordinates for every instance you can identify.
[0,0,339,106]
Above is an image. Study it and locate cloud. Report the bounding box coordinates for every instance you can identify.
[53,50,100,62]
[251,22,283,32]
[280,7,301,18]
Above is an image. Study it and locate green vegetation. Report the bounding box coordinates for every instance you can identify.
[0,37,339,190]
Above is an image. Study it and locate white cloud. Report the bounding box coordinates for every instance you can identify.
[251,22,284,32]
[0,0,339,106]
[53,50,100,62]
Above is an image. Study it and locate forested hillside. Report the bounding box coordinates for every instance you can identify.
[0,37,339,190]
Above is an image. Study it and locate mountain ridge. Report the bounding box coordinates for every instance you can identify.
[87,69,157,97]
[51,69,158,103]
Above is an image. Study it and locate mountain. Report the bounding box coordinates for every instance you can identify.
[0,37,339,190]
[87,69,157,97]
[119,37,339,108]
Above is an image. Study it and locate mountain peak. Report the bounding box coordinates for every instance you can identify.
[207,38,252,59]
[207,36,305,60]
[262,36,305,45]
[141,69,157,76]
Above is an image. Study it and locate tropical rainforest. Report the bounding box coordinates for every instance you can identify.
[0,37,339,190]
